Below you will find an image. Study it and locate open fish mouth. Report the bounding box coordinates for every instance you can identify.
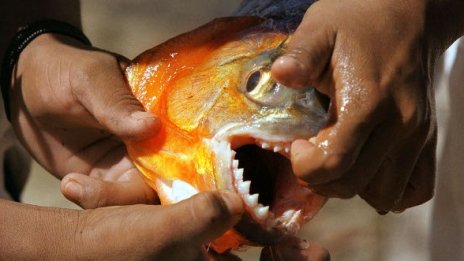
[210,127,325,245]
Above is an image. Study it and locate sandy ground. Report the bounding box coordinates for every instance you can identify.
[21,1,434,260]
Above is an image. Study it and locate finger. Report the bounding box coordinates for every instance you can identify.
[290,54,388,185]
[72,52,160,140]
[393,131,436,211]
[309,124,396,199]
[260,239,330,261]
[61,171,158,209]
[291,107,379,185]
[359,131,428,212]
[271,3,336,88]
[163,191,244,246]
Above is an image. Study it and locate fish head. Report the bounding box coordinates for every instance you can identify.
[126,17,328,253]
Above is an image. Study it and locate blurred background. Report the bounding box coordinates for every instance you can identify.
[21,1,437,260]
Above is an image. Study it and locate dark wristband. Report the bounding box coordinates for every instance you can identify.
[1,19,92,122]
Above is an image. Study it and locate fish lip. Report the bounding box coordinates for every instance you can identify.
[209,125,323,245]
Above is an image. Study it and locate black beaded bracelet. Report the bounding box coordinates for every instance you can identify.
[1,19,92,121]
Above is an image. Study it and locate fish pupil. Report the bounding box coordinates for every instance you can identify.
[246,70,261,92]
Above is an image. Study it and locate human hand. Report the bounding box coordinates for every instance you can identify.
[72,191,243,260]
[78,191,329,261]
[269,0,457,212]
[9,33,159,208]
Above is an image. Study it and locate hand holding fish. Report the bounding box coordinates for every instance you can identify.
[8,33,159,208]
[272,0,464,213]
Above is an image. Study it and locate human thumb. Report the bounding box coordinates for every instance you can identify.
[271,7,335,89]
[165,191,244,246]
[75,52,159,141]
[61,172,158,209]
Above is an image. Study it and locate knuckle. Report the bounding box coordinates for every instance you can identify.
[193,192,229,224]
[81,184,106,209]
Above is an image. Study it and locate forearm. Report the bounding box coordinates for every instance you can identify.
[0,199,80,259]
[0,0,81,66]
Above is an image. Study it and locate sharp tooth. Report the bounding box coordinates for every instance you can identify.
[255,206,269,220]
[291,210,302,222]
[284,146,290,153]
[273,146,282,152]
[234,168,243,181]
[232,160,239,169]
[261,142,270,149]
[238,180,251,194]
[282,209,295,220]
[245,194,259,207]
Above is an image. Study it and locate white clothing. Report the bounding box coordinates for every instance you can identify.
[430,38,464,260]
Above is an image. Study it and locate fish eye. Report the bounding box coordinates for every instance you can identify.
[246,70,261,93]
[242,68,290,107]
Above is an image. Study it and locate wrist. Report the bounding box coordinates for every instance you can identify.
[0,200,82,259]
[1,20,91,121]
[16,33,86,77]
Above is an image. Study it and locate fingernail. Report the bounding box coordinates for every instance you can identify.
[377,210,389,215]
[276,55,307,72]
[64,180,83,200]
[299,239,310,250]
[272,56,309,88]
[220,191,244,216]
[309,137,316,144]
[131,111,156,120]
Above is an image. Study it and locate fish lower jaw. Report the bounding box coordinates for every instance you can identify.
[209,134,324,244]
[232,159,302,235]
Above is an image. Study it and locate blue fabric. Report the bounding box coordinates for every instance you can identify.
[235,0,316,30]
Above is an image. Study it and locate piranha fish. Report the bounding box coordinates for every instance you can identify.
[125,16,328,253]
